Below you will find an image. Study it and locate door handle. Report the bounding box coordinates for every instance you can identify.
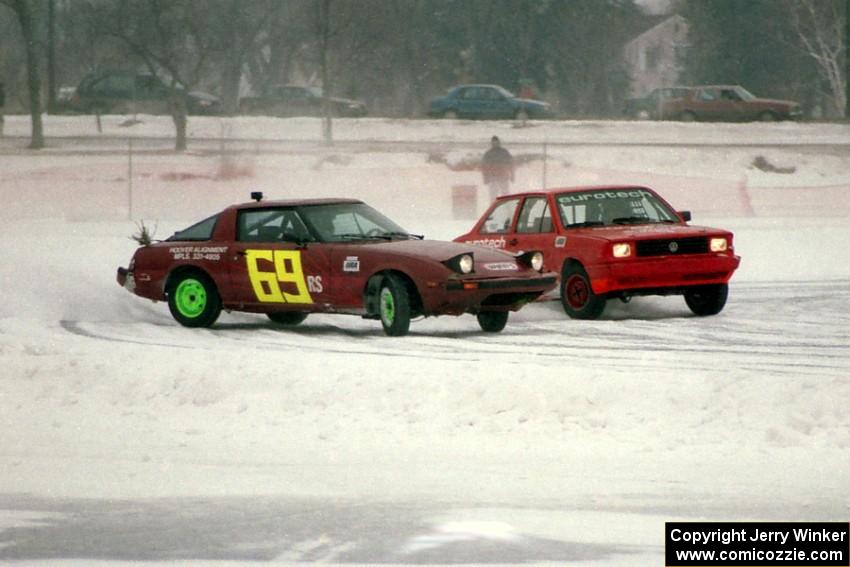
[508,238,518,246]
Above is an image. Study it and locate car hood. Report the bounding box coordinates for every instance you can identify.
[329,96,364,106]
[363,239,539,274]
[188,91,219,102]
[578,223,731,241]
[516,97,549,108]
[752,97,797,108]
[369,239,516,261]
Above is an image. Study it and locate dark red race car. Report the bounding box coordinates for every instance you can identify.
[117,194,556,336]
[455,185,741,319]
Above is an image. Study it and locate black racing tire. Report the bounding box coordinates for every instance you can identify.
[166,271,222,328]
[560,263,606,319]
[679,110,697,122]
[684,284,729,316]
[477,311,508,333]
[379,274,412,336]
[515,109,529,121]
[443,110,459,119]
[267,312,309,326]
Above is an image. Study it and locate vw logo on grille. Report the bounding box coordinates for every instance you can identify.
[668,241,679,253]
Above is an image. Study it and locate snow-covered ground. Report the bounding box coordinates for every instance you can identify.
[1,115,849,565]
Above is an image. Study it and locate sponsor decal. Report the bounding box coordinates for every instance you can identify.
[307,275,323,293]
[465,236,506,249]
[343,256,360,272]
[483,262,519,271]
[554,236,567,248]
[559,189,654,203]
[245,249,312,304]
[168,245,228,261]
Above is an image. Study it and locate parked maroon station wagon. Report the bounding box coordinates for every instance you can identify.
[455,186,741,319]
[659,85,802,122]
[116,194,557,336]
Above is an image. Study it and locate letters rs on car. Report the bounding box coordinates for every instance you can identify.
[454,185,741,320]
[116,195,557,336]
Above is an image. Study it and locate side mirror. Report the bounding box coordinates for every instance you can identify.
[678,211,692,222]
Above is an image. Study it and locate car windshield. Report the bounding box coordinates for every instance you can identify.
[297,202,414,243]
[556,188,679,228]
[734,86,756,101]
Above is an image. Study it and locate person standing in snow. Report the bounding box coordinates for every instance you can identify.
[481,135,514,201]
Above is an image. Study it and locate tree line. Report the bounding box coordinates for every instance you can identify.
[0,0,846,150]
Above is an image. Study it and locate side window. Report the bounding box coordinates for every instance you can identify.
[516,197,553,233]
[480,199,520,234]
[463,87,482,100]
[169,214,219,241]
[237,209,310,242]
[698,89,717,101]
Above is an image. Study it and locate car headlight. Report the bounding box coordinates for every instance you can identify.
[612,242,632,258]
[529,251,544,271]
[710,237,728,252]
[443,253,474,274]
[516,250,544,272]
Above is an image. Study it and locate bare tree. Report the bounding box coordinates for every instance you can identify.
[215,0,277,115]
[787,0,846,117]
[1,0,44,149]
[99,0,216,150]
[316,0,333,143]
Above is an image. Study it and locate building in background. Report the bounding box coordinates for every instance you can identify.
[624,14,688,97]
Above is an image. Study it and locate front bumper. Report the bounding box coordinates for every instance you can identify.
[429,273,558,314]
[116,267,135,292]
[588,254,740,295]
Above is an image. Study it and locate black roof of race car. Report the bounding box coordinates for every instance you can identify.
[228,197,363,210]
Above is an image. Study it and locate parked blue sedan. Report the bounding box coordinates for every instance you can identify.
[428,84,553,120]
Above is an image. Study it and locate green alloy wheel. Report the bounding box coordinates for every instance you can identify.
[167,272,221,328]
[379,274,411,336]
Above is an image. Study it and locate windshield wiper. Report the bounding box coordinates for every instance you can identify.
[566,221,604,228]
[383,231,424,240]
[611,217,651,225]
[337,233,392,241]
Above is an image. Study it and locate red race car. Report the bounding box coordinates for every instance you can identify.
[116,194,556,336]
[455,185,741,319]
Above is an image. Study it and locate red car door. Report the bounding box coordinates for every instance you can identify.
[226,208,332,310]
[507,195,560,273]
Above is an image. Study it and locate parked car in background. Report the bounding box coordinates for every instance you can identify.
[624,86,691,119]
[69,70,220,115]
[117,193,556,336]
[455,185,740,319]
[428,84,553,120]
[239,85,367,117]
[657,85,802,122]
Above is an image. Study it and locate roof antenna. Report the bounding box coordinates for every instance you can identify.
[250,191,263,202]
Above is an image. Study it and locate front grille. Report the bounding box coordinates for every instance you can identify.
[636,237,708,257]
